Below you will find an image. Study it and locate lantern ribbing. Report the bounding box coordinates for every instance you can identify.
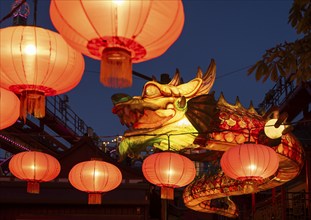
[50,0,184,88]
[142,152,196,200]
[69,160,122,204]
[9,151,61,194]
[220,143,279,192]
[0,26,85,121]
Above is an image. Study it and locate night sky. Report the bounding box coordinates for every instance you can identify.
[0,0,298,138]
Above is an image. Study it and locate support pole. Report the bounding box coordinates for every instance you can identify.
[252,193,256,220]
[161,199,167,220]
[272,187,276,218]
[281,186,287,220]
[306,153,311,220]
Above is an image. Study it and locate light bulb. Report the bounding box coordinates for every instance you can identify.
[112,0,124,6]
[248,164,257,171]
[24,44,36,55]
[264,118,285,139]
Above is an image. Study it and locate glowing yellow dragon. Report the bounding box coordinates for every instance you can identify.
[112,59,304,218]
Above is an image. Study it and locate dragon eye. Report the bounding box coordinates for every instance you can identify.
[144,84,161,97]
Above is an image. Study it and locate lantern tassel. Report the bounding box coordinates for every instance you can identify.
[88,193,102,205]
[240,179,261,194]
[20,91,46,122]
[27,181,40,194]
[161,187,174,200]
[100,47,132,88]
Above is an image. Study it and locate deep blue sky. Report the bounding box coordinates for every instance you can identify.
[0,0,298,138]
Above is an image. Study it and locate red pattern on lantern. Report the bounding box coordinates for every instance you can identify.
[50,0,184,88]
[9,151,61,194]
[0,88,20,130]
[220,143,279,183]
[0,26,85,120]
[68,160,122,204]
[142,152,196,200]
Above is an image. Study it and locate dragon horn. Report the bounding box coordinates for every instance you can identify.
[196,67,203,78]
[235,96,243,109]
[202,59,216,81]
[196,59,216,95]
[168,69,181,86]
[247,101,258,115]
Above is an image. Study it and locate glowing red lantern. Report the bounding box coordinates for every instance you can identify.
[142,152,196,200]
[220,143,279,191]
[0,26,85,120]
[0,88,20,130]
[9,151,61,194]
[69,159,122,204]
[50,0,184,88]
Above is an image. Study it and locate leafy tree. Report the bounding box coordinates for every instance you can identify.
[248,0,311,84]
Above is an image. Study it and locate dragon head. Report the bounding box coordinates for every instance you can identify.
[112,59,217,158]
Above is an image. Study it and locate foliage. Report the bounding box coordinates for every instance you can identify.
[248,0,311,84]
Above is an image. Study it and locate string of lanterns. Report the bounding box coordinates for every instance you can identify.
[6,117,286,204]
[8,151,123,204]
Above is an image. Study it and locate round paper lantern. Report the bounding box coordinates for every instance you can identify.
[69,159,122,204]
[9,151,61,194]
[0,88,20,130]
[50,0,184,88]
[0,26,85,121]
[142,152,196,200]
[264,118,286,139]
[220,143,279,191]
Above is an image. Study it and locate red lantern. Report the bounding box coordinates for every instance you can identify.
[0,26,85,120]
[0,88,20,130]
[9,151,61,194]
[69,159,122,204]
[220,143,279,192]
[142,152,196,200]
[50,0,184,88]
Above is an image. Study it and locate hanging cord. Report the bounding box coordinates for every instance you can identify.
[33,0,37,26]
[0,0,27,24]
[167,134,171,151]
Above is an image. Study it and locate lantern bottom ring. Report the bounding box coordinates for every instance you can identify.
[237,178,264,194]
[161,186,174,200]
[88,193,102,205]
[27,181,40,194]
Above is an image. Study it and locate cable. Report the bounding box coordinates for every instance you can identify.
[216,65,253,80]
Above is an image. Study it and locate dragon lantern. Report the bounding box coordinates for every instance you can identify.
[112,59,304,218]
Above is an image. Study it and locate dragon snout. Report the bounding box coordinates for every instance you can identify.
[111,93,132,105]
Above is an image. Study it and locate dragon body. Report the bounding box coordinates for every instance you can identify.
[112,60,304,218]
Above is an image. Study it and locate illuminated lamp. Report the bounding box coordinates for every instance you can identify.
[68,159,122,204]
[50,0,184,88]
[142,152,196,200]
[0,26,85,121]
[264,118,286,139]
[0,88,20,130]
[220,143,279,192]
[9,151,61,194]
